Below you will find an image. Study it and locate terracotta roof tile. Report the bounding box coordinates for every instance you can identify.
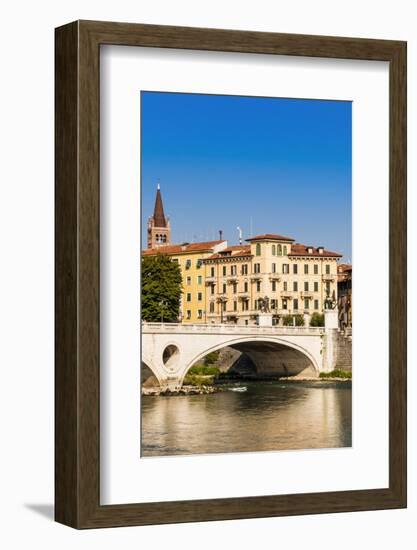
[246,233,295,242]
[142,240,224,256]
[288,243,342,258]
[205,245,252,260]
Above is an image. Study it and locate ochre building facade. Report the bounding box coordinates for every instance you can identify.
[143,186,342,325]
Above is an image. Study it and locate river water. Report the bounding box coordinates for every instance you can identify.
[141,380,352,457]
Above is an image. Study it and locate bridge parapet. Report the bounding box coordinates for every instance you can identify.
[142,322,325,336]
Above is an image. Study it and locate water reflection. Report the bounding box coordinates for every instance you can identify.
[141,381,352,457]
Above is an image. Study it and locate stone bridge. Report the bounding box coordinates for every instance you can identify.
[142,317,339,389]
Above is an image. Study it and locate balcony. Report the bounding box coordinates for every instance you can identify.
[280,290,296,299]
[322,274,335,282]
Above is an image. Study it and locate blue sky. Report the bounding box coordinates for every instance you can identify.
[141,92,352,261]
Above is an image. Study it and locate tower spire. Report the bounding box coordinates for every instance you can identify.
[147,181,171,249]
[153,182,167,228]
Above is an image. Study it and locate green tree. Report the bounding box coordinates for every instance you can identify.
[309,312,325,327]
[141,254,182,322]
[282,314,305,326]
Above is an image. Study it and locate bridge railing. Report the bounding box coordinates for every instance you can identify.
[142,322,325,335]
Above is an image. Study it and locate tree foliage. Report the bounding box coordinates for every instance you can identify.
[282,314,305,326]
[309,312,325,327]
[141,254,182,322]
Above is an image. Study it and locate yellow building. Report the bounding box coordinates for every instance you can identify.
[203,233,342,325]
[143,186,342,325]
[142,240,227,323]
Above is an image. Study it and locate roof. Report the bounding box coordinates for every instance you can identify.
[205,245,252,261]
[246,233,295,242]
[142,240,225,256]
[288,243,342,258]
[338,263,352,281]
[152,186,167,227]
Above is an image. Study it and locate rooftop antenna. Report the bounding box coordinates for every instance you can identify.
[237,226,243,245]
[219,229,223,241]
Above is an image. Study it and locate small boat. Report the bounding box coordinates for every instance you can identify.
[229,386,247,392]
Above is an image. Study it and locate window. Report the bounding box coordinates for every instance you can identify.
[197,292,202,301]
[272,281,276,292]
[185,259,191,270]
[233,301,237,311]
[304,281,309,292]
[314,281,319,292]
[186,276,191,285]
[282,299,288,310]
[256,281,261,292]
[283,245,287,255]
[282,264,289,274]
[293,299,299,310]
[197,275,202,285]
[326,281,331,294]
[222,266,227,276]
[272,263,276,273]
[198,309,203,319]
[209,302,215,313]
[293,281,298,291]
[304,299,309,310]
[314,299,319,310]
[244,281,248,293]
[256,243,261,256]
[242,264,248,275]
[196,259,202,269]
[254,263,261,273]
[277,244,282,256]
[222,283,227,294]
[231,265,237,275]
[222,301,227,311]
[326,264,331,274]
[186,310,191,319]
[283,281,288,291]
[304,264,309,274]
[233,283,237,294]
[210,285,215,295]
[293,264,298,274]
[272,244,276,255]
[186,293,191,302]
[210,267,215,277]
[314,264,318,275]
[172,258,179,264]
[254,299,258,310]
[271,299,277,309]
[242,300,249,311]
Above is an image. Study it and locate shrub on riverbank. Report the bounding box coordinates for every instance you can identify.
[183,373,216,386]
[188,365,220,376]
[319,369,352,379]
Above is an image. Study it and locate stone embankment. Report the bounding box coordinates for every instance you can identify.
[142,385,222,396]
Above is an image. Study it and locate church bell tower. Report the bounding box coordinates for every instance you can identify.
[147,182,171,249]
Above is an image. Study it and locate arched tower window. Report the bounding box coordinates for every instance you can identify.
[256,243,261,256]
[283,245,287,255]
[272,244,276,255]
[277,244,282,256]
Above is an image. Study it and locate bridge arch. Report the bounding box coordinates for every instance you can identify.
[179,336,319,386]
[141,357,162,388]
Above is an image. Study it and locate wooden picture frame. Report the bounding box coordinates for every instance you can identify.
[55,20,407,529]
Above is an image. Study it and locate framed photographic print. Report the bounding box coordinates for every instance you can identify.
[55,20,406,528]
